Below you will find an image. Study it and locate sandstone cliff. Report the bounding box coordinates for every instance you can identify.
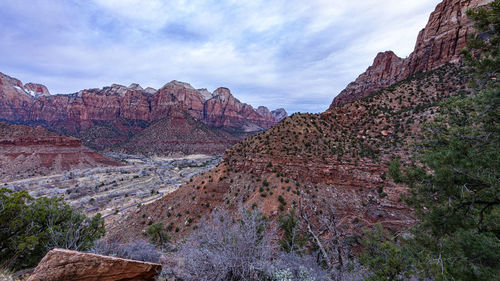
[0,72,287,153]
[0,122,122,181]
[110,0,480,241]
[330,0,492,108]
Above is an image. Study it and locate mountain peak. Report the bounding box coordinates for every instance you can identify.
[128,83,144,91]
[197,88,213,100]
[330,0,492,108]
[162,80,196,90]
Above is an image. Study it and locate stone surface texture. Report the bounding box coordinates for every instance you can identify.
[330,0,492,108]
[27,249,161,281]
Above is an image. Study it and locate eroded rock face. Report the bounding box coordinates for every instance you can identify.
[330,0,492,108]
[0,122,122,181]
[0,72,284,151]
[25,83,51,97]
[27,248,161,281]
[271,108,288,121]
[204,87,276,132]
[331,51,405,108]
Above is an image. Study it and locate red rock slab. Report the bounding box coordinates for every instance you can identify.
[27,248,161,281]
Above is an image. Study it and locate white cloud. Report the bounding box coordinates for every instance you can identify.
[0,0,442,113]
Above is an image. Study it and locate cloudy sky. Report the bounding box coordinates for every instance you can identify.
[0,0,441,113]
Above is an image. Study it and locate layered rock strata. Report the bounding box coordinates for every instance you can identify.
[330,0,492,108]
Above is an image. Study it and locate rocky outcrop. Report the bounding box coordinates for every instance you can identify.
[27,248,161,281]
[152,80,205,121]
[256,106,274,121]
[0,122,122,181]
[0,72,34,122]
[271,108,288,121]
[198,88,214,100]
[0,72,285,152]
[204,88,277,132]
[25,83,51,97]
[117,110,240,156]
[330,0,492,108]
[330,51,405,107]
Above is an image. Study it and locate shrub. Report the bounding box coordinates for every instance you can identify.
[145,222,171,248]
[90,238,161,263]
[0,189,105,270]
[171,208,329,281]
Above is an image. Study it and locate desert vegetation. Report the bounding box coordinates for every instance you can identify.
[1,154,220,219]
[0,188,105,270]
[359,3,500,280]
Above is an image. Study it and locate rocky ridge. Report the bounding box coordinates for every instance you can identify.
[0,73,287,153]
[112,64,470,241]
[110,0,481,241]
[0,121,122,181]
[330,0,491,108]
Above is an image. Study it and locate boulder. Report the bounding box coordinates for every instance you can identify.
[27,249,161,281]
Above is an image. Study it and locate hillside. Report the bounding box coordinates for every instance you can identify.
[108,0,492,241]
[116,111,242,156]
[110,63,471,240]
[0,122,122,181]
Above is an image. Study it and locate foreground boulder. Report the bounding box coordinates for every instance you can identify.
[27,248,161,281]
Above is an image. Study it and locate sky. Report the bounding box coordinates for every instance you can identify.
[0,0,442,113]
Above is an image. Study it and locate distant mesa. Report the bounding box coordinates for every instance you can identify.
[0,72,287,155]
[0,121,122,181]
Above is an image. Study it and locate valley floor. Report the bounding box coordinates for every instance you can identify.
[1,154,221,222]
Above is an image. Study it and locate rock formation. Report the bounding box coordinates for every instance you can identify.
[24,83,51,97]
[0,122,122,181]
[27,248,161,281]
[109,0,480,241]
[271,108,288,121]
[0,72,287,153]
[330,0,492,108]
[204,88,277,132]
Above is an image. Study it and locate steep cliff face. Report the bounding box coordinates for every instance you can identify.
[24,83,51,97]
[0,72,287,153]
[330,0,492,108]
[204,88,277,132]
[0,122,121,181]
[0,73,34,122]
[152,81,205,121]
[271,108,288,121]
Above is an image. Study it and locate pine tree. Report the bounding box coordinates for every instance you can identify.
[362,1,500,280]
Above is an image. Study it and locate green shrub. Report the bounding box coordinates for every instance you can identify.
[0,189,105,270]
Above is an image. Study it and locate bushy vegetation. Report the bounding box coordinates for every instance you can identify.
[0,189,105,270]
[361,2,500,280]
[90,238,161,263]
[169,208,331,281]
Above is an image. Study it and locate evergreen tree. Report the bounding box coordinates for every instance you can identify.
[0,189,105,270]
[362,1,499,280]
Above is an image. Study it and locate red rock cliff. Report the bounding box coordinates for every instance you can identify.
[0,72,287,150]
[330,0,492,108]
